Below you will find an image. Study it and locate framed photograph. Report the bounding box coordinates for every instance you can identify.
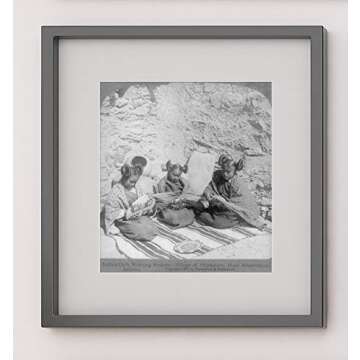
[41,26,326,327]
[99,80,272,273]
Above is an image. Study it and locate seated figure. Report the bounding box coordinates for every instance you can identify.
[154,161,195,229]
[186,154,264,229]
[103,162,158,241]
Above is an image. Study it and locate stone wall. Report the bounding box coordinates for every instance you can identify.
[100,82,272,212]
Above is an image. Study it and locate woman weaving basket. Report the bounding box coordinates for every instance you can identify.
[103,159,158,241]
[185,154,266,230]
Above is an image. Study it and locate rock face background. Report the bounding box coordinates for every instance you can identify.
[100,82,272,217]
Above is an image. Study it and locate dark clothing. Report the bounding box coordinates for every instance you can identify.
[155,175,195,228]
[197,170,260,229]
[157,207,195,229]
[115,216,158,242]
[196,209,241,229]
[155,176,187,193]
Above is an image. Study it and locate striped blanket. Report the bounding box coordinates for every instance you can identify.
[102,219,272,260]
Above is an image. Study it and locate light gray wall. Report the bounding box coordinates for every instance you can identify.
[14,0,347,359]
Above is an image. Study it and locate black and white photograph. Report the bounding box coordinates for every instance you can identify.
[10,0,347,352]
[100,82,272,272]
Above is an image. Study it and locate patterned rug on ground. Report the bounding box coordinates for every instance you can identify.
[104,219,272,260]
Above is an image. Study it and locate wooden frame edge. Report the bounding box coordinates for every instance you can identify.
[41,25,326,327]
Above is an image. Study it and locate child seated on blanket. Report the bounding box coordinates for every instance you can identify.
[185,154,265,229]
[154,160,195,228]
[103,162,158,241]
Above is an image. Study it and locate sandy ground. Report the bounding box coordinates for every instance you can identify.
[198,234,271,259]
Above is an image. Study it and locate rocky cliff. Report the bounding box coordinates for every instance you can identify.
[100,82,272,217]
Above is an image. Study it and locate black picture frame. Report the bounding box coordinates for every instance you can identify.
[41,25,326,327]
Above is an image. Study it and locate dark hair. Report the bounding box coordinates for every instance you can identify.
[131,156,147,169]
[165,160,188,174]
[120,164,143,180]
[218,154,244,172]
